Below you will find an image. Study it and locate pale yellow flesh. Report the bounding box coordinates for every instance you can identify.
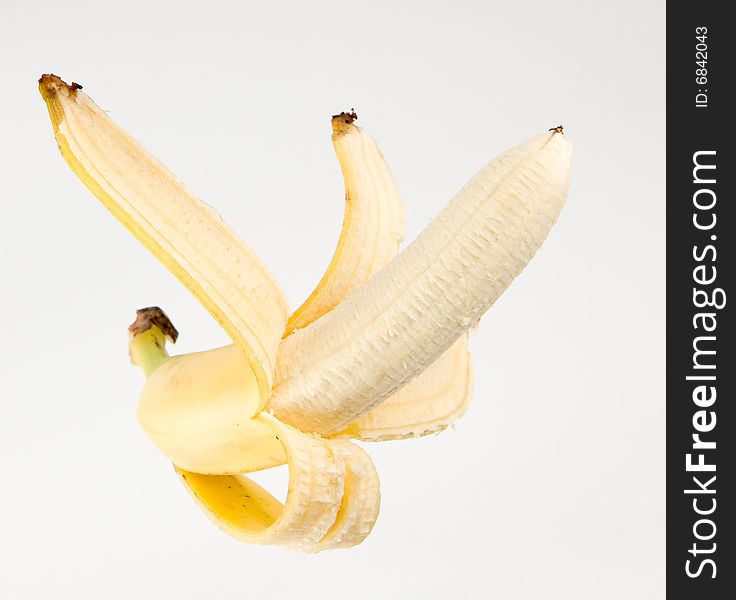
[270,132,572,436]
[335,335,472,441]
[39,75,288,404]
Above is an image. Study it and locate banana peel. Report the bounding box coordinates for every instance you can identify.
[39,74,572,551]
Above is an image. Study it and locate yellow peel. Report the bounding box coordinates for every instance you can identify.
[40,75,572,552]
[176,413,357,550]
[137,345,286,474]
[285,113,405,336]
[39,74,288,404]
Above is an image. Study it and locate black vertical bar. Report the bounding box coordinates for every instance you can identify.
[667,4,734,598]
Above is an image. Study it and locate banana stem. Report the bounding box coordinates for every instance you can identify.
[128,307,178,377]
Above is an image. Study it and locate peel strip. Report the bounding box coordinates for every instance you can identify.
[308,440,381,550]
[285,114,405,335]
[39,75,288,402]
[176,413,345,549]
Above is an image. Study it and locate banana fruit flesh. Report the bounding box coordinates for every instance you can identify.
[39,74,572,551]
[270,131,572,435]
[334,335,472,441]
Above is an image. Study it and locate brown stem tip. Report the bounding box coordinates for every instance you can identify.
[549,125,564,134]
[128,307,179,343]
[331,110,358,135]
[38,73,82,98]
[332,110,358,124]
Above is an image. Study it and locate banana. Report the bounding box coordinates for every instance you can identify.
[39,74,572,551]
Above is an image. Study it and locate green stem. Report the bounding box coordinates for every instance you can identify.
[128,307,178,377]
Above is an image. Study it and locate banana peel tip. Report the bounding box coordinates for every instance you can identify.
[332,110,358,135]
[38,73,82,98]
[38,73,83,131]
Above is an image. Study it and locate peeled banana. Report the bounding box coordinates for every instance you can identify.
[39,74,572,551]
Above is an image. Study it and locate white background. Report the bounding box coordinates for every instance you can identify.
[0,1,664,598]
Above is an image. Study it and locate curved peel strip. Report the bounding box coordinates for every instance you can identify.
[285,114,405,336]
[39,75,288,402]
[270,131,573,435]
[176,413,345,550]
[335,335,472,441]
[175,413,379,551]
[308,440,381,550]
